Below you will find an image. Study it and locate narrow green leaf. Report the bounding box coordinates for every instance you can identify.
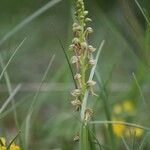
[6,131,21,150]
[135,0,150,27]
[96,70,116,149]
[0,38,26,81]
[121,137,130,150]
[24,55,55,150]
[138,133,150,150]
[90,120,150,131]
[80,40,105,120]
[80,124,89,150]
[0,84,21,114]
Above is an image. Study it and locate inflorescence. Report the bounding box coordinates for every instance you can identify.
[69,0,97,123]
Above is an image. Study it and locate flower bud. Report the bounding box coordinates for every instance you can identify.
[72,38,80,44]
[84,11,88,16]
[80,15,85,20]
[85,18,92,22]
[73,23,78,28]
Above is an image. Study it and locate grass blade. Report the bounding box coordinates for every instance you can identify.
[90,120,150,131]
[138,133,150,150]
[80,124,89,150]
[0,55,22,147]
[96,70,116,149]
[80,40,105,120]
[51,24,78,89]
[132,72,146,105]
[121,136,130,150]
[135,0,150,27]
[6,130,21,150]
[0,38,26,81]
[0,84,21,114]
[79,40,104,150]
[0,55,19,126]
[24,55,55,150]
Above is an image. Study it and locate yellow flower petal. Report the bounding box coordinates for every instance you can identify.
[113,104,122,114]
[10,143,21,150]
[122,100,134,113]
[112,118,126,137]
[0,146,6,150]
[0,137,6,146]
[126,127,143,137]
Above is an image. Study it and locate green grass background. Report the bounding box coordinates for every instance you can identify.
[0,0,150,149]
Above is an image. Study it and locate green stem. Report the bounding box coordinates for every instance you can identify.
[80,124,89,150]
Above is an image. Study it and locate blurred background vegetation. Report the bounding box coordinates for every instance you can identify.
[0,0,150,149]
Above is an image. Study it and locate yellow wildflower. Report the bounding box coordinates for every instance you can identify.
[0,146,6,150]
[113,104,122,114]
[126,127,143,137]
[112,118,126,137]
[0,137,21,150]
[122,100,134,114]
[0,137,6,150]
[10,143,20,150]
[0,138,6,146]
